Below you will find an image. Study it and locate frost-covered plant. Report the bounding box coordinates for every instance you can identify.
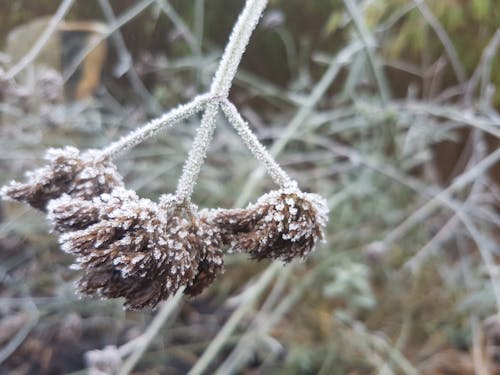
[203,188,328,262]
[0,0,329,309]
[48,188,223,310]
[1,146,123,211]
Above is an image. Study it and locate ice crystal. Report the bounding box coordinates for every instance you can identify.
[202,188,328,262]
[1,146,123,211]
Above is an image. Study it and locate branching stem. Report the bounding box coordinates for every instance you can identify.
[175,0,268,202]
[100,94,211,159]
[221,99,295,189]
[5,0,294,204]
[92,0,274,203]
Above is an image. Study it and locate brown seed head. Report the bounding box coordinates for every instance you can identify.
[185,216,224,296]
[47,188,137,232]
[55,188,223,309]
[1,146,123,211]
[203,188,328,262]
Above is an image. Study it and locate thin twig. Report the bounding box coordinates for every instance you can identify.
[0,299,39,364]
[335,318,419,375]
[343,0,390,104]
[404,215,460,271]
[382,148,500,245]
[404,130,489,270]
[101,94,211,159]
[175,0,269,202]
[63,0,156,83]
[97,0,162,113]
[156,0,200,55]
[214,267,293,375]
[175,100,220,201]
[465,30,500,103]
[458,213,500,313]
[194,0,205,84]
[221,99,294,189]
[236,40,364,207]
[398,102,500,138]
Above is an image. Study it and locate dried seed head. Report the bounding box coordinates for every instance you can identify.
[1,147,123,211]
[78,268,171,311]
[204,188,328,262]
[47,188,137,232]
[55,188,223,309]
[185,217,224,296]
[47,196,100,232]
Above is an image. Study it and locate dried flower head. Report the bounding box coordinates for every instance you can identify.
[50,188,223,309]
[185,217,224,296]
[203,188,328,262]
[1,146,123,211]
[47,188,135,232]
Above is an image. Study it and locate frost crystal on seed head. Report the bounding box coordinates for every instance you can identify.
[202,188,329,262]
[185,216,224,296]
[0,146,123,211]
[54,187,224,309]
[47,187,138,232]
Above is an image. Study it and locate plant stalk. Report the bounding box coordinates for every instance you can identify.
[100,94,210,159]
[175,0,268,202]
[221,99,295,189]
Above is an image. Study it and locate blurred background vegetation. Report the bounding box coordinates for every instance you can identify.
[0,0,499,374]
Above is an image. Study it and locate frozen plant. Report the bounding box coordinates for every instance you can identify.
[1,0,329,309]
[50,188,222,310]
[202,188,328,262]
[1,146,124,211]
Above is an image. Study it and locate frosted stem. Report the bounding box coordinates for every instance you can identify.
[175,101,219,201]
[100,94,211,159]
[175,0,268,202]
[221,100,295,189]
[209,0,268,97]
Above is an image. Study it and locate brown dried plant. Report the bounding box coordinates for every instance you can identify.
[0,0,328,310]
[1,146,123,211]
[202,188,328,262]
[47,189,223,310]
